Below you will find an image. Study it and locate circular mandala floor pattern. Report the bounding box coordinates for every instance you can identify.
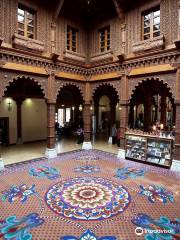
[45,177,131,220]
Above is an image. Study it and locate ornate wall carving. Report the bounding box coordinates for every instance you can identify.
[128,74,176,100]
[91,80,121,101]
[54,79,85,102]
[12,33,45,52]
[132,35,165,54]
[0,70,47,99]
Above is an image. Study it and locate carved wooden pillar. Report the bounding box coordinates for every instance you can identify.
[51,23,56,54]
[129,104,134,128]
[174,67,180,161]
[121,24,126,55]
[144,96,152,131]
[82,82,92,149]
[47,100,56,149]
[160,95,167,126]
[110,101,116,126]
[83,103,91,142]
[119,101,128,148]
[16,99,23,144]
[119,73,128,149]
[45,70,57,158]
[94,102,99,132]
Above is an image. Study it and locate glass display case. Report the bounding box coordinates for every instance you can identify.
[125,133,173,168]
[125,135,146,161]
[147,138,172,167]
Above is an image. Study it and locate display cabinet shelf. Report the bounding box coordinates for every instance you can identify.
[125,133,173,168]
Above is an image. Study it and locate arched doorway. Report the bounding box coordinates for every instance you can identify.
[56,84,84,141]
[129,79,175,131]
[0,76,45,158]
[93,84,119,141]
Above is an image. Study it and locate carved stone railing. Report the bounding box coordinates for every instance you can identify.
[90,50,114,64]
[63,49,86,63]
[132,35,165,54]
[12,33,45,53]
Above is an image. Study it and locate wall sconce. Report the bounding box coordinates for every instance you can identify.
[79,104,83,111]
[160,123,164,130]
[72,106,75,111]
[118,105,122,111]
[90,105,93,111]
[7,98,12,111]
[152,125,156,131]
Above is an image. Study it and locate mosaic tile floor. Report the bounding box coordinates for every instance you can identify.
[0,149,180,240]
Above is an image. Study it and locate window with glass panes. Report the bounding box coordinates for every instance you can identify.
[17,5,35,39]
[99,26,110,52]
[67,26,78,52]
[142,8,160,40]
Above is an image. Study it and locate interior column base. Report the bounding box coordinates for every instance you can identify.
[117,148,125,159]
[0,158,4,170]
[82,141,93,150]
[45,148,57,158]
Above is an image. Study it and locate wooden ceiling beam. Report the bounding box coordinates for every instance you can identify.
[112,0,124,21]
[53,0,65,22]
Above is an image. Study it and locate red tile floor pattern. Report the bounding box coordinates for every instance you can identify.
[0,149,179,240]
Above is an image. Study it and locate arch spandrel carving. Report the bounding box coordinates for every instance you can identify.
[129,76,175,100]
[91,80,121,101]
[54,79,85,102]
[0,71,47,99]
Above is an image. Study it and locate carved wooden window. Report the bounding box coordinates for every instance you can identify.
[99,26,110,52]
[17,5,35,39]
[67,26,78,52]
[142,7,160,40]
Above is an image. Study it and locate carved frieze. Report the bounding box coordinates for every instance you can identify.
[91,80,121,101]
[128,75,176,100]
[90,51,114,64]
[0,71,48,99]
[132,35,165,54]
[63,50,86,63]
[54,79,85,101]
[12,33,45,53]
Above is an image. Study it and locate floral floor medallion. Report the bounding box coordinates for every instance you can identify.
[45,177,131,220]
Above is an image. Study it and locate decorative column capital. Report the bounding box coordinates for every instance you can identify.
[45,67,56,76]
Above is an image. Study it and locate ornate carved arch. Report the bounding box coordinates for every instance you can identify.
[55,80,85,102]
[91,80,120,101]
[0,71,47,99]
[129,76,175,100]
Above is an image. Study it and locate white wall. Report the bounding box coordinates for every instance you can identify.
[0,98,17,144]
[22,99,47,142]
